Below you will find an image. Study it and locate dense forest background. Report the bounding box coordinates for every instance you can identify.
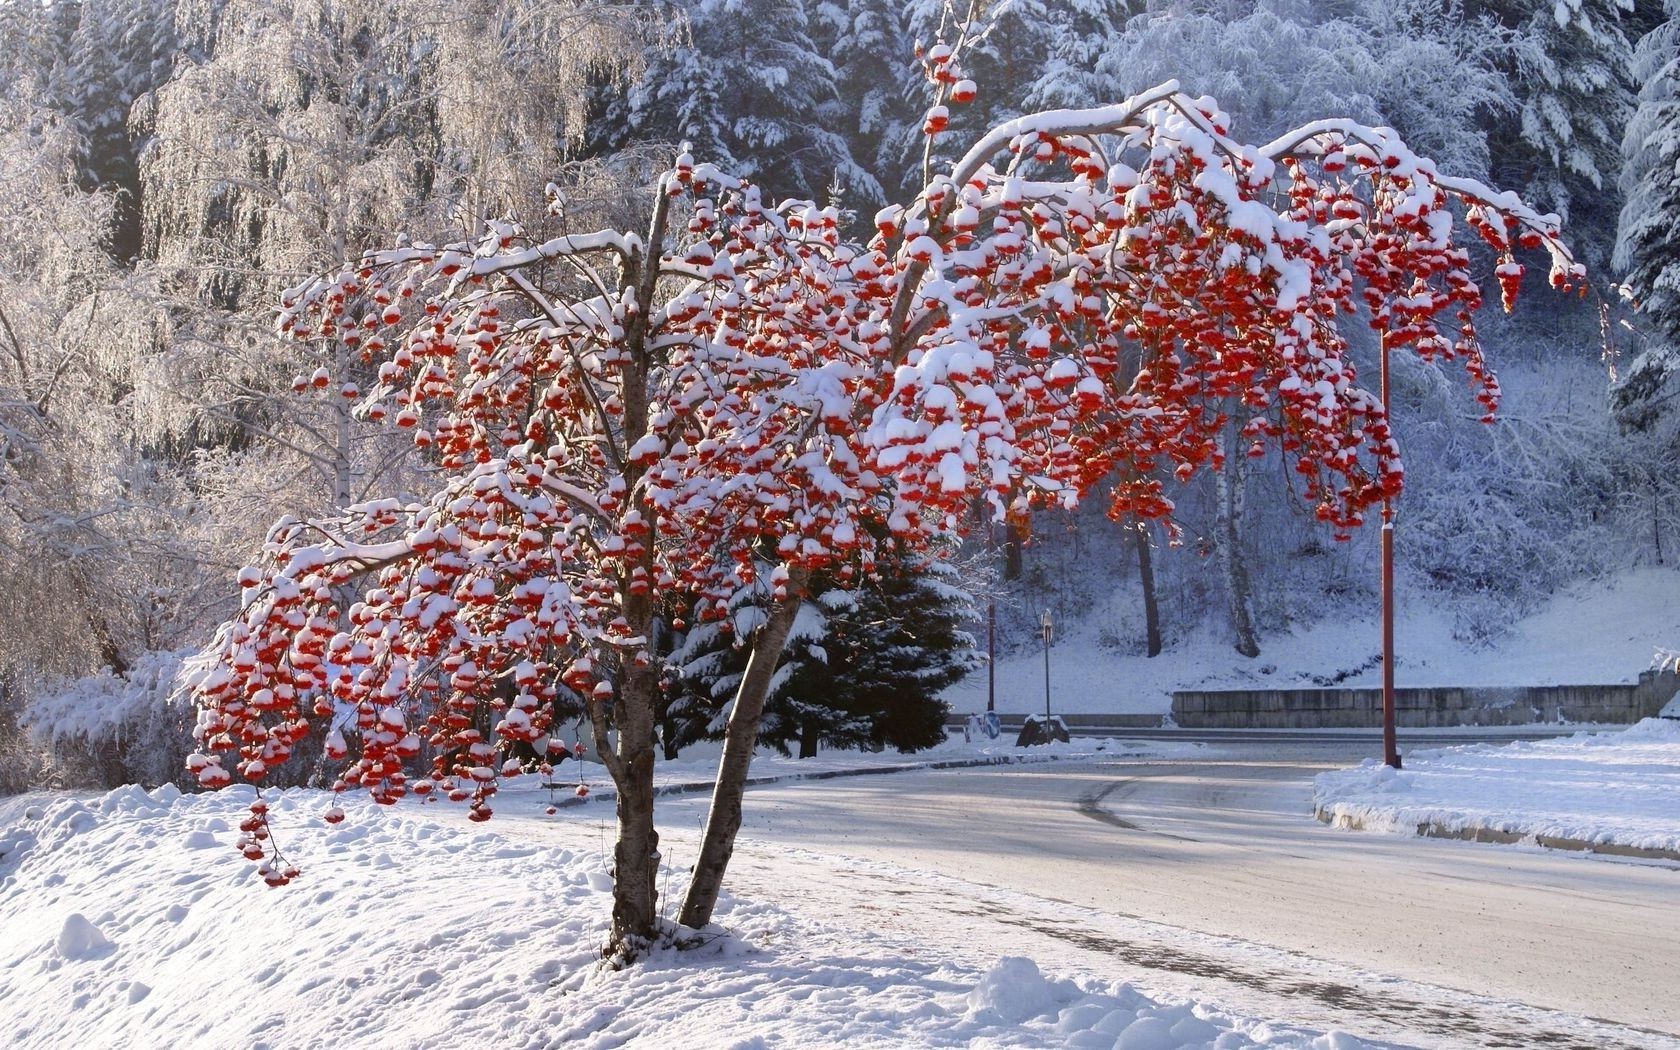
[3,0,1678,785]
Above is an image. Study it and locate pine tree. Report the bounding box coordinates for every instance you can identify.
[609,0,879,205]
[1612,2,1680,427]
[812,0,919,208]
[1476,0,1640,276]
[668,559,979,758]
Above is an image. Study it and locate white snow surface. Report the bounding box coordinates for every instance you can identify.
[1313,718,1680,853]
[0,783,1372,1049]
[948,569,1680,717]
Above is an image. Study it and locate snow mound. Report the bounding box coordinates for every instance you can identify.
[967,955,1065,1022]
[1315,719,1680,853]
[55,914,112,960]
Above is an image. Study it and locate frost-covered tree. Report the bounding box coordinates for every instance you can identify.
[0,94,215,705]
[1612,1,1680,428]
[186,33,1578,959]
[141,0,660,510]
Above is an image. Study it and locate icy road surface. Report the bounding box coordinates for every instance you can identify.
[490,738,1680,1050]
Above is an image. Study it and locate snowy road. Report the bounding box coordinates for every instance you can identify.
[512,740,1680,1050]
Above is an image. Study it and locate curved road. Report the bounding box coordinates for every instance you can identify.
[630,739,1680,1049]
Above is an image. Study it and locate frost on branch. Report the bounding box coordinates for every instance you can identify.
[186,83,1577,886]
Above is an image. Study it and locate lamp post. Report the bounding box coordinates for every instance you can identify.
[987,518,996,715]
[1380,332,1401,769]
[1040,609,1054,723]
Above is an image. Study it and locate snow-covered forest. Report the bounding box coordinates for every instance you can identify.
[2,0,1677,796]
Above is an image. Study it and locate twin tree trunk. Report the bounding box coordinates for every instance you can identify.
[601,564,809,951]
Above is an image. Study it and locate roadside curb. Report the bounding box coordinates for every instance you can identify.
[1313,805,1680,862]
[543,750,1106,809]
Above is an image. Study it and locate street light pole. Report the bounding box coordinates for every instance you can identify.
[1380,332,1401,769]
[1040,609,1053,723]
[987,518,996,715]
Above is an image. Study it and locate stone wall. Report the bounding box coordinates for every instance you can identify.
[1171,670,1680,729]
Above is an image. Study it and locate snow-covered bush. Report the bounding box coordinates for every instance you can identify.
[0,675,61,796]
[21,650,196,789]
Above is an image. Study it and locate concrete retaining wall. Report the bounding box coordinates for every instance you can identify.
[1172,670,1680,729]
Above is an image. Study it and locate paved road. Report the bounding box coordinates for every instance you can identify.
[633,738,1680,1049]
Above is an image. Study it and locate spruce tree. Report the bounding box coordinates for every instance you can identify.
[1612,2,1680,427]
[667,559,979,759]
[609,0,879,205]
[1478,0,1640,275]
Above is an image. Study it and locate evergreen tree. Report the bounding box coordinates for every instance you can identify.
[668,560,979,758]
[1612,1,1680,427]
[1476,0,1640,276]
[56,0,178,260]
[607,0,879,205]
[812,0,919,208]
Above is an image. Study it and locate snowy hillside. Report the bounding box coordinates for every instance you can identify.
[947,569,1680,717]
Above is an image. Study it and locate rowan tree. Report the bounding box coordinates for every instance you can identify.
[186,21,1579,960]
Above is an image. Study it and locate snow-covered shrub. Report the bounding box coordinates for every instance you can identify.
[0,675,61,796]
[21,650,196,789]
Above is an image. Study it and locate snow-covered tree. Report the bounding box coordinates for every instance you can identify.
[605,0,879,206]
[186,34,1579,961]
[1612,1,1680,428]
[1482,0,1639,275]
[670,556,977,758]
[811,0,921,209]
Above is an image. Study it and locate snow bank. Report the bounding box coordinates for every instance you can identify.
[1313,718,1680,854]
[0,784,1368,1048]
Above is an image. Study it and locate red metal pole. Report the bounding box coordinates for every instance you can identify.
[987,518,996,714]
[1380,333,1401,769]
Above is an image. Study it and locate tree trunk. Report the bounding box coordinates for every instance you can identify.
[1214,421,1261,658]
[797,719,819,759]
[604,655,662,961]
[1135,522,1163,658]
[1003,522,1023,581]
[600,186,674,961]
[332,342,353,509]
[678,565,808,929]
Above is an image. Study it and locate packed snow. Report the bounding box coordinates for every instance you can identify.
[1313,718,1680,854]
[947,568,1680,718]
[0,784,1371,1050]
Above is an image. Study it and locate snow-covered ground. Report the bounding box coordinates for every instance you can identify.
[1313,718,1680,854]
[947,568,1680,717]
[0,783,1370,1050]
